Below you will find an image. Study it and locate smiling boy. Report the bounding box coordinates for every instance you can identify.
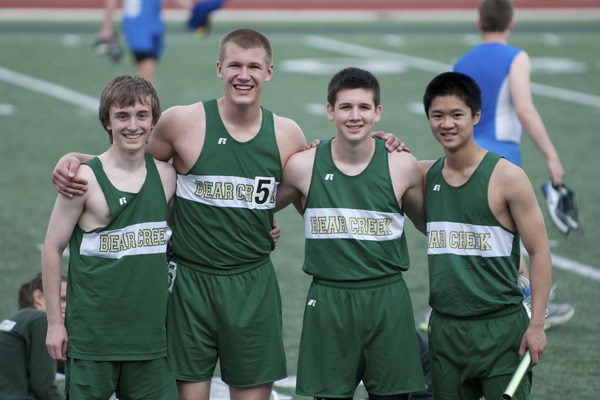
[418,72,551,400]
[276,67,426,399]
[42,74,177,399]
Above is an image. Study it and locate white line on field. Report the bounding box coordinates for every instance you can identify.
[552,253,600,281]
[0,66,99,111]
[305,35,600,109]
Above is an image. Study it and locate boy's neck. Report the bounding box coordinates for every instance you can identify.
[481,30,510,44]
[217,97,263,142]
[443,143,487,181]
[331,136,376,176]
[102,146,147,171]
[99,147,148,193]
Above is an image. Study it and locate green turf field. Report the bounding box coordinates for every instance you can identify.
[1,13,599,399]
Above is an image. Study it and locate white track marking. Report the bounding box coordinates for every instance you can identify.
[551,253,600,281]
[305,35,600,109]
[0,66,99,111]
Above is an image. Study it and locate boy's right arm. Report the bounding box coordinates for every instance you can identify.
[52,152,93,197]
[510,51,564,186]
[41,191,87,361]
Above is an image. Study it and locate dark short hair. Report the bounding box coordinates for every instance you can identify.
[479,0,514,32]
[422,71,481,117]
[327,67,381,107]
[98,74,161,143]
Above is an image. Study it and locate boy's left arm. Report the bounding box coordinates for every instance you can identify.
[506,168,552,365]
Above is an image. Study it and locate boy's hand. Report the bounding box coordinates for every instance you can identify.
[52,155,87,198]
[372,131,411,153]
[270,219,281,244]
[305,139,321,150]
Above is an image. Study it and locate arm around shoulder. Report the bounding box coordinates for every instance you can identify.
[52,152,94,197]
[274,115,308,167]
[276,148,315,212]
[390,153,425,233]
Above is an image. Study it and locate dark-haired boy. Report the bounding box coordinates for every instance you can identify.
[277,67,427,399]
[418,71,551,399]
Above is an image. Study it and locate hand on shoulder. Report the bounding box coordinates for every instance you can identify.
[52,153,90,198]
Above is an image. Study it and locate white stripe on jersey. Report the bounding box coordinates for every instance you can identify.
[176,174,277,210]
[80,221,171,259]
[123,0,142,17]
[304,207,404,241]
[426,221,514,257]
[496,79,522,143]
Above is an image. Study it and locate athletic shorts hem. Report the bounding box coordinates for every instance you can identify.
[223,373,288,388]
[296,387,424,398]
[67,350,167,361]
[296,390,353,398]
[173,374,213,383]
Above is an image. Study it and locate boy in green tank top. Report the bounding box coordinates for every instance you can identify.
[417,72,552,399]
[277,68,427,400]
[42,74,177,399]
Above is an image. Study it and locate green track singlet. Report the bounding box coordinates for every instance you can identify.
[171,99,281,272]
[66,154,170,360]
[424,151,523,317]
[303,138,409,282]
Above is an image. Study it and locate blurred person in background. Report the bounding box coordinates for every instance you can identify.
[96,0,225,82]
[453,0,573,330]
[0,272,66,400]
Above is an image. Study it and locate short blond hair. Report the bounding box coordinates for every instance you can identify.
[218,28,273,65]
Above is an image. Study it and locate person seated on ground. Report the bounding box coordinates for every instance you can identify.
[0,272,67,400]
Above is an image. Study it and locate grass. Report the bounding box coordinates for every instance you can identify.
[1,14,599,399]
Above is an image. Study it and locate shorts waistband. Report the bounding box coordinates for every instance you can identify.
[312,273,403,290]
[434,303,523,321]
[172,257,272,276]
